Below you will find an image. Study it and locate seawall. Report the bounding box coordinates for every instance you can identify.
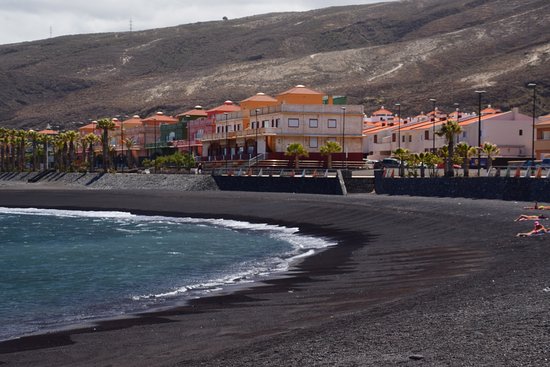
[374,170,550,201]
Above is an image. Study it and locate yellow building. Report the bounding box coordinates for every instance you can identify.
[201,85,364,166]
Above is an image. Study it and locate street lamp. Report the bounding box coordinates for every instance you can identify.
[224,112,229,168]
[475,90,486,176]
[341,107,346,167]
[528,83,537,161]
[429,98,436,153]
[255,108,260,156]
[454,102,460,143]
[185,115,191,155]
[120,118,124,172]
[395,103,401,149]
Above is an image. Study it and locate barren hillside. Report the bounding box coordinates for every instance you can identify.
[0,0,548,129]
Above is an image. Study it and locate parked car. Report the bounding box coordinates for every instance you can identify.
[377,158,403,168]
[363,159,379,169]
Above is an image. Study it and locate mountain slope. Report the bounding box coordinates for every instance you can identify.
[0,0,548,129]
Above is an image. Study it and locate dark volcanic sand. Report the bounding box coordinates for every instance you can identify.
[0,189,548,366]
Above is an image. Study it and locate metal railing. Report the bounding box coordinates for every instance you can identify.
[211,167,339,178]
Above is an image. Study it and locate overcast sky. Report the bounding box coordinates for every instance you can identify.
[0,0,394,45]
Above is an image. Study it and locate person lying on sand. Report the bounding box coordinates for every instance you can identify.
[514,214,548,221]
[516,221,549,237]
[523,202,550,210]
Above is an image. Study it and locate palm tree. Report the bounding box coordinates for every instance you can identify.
[285,143,308,169]
[436,120,462,177]
[417,152,435,178]
[456,142,477,177]
[481,142,500,170]
[0,128,8,171]
[84,133,100,172]
[124,137,136,168]
[28,130,40,171]
[319,141,341,169]
[64,130,79,171]
[52,135,66,171]
[16,130,28,171]
[96,118,115,172]
[392,147,410,177]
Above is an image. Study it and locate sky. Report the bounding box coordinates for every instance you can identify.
[0,0,393,45]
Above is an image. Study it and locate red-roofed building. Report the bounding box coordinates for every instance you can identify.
[141,112,178,159]
[363,107,534,160]
[201,85,364,166]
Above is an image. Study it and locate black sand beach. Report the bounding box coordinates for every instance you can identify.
[0,187,548,366]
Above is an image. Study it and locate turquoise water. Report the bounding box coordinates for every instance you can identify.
[0,208,333,341]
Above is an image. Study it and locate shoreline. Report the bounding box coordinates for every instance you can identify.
[0,188,548,366]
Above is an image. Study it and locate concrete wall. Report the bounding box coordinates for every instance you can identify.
[213,175,346,195]
[374,171,550,201]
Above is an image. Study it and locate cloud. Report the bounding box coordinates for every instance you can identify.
[0,0,391,45]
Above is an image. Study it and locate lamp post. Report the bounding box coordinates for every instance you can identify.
[528,83,537,161]
[255,109,260,156]
[429,98,436,153]
[453,102,460,143]
[120,118,124,172]
[185,115,191,156]
[395,103,401,149]
[341,107,347,165]
[224,112,229,168]
[475,90,486,176]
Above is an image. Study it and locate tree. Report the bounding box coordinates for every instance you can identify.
[392,147,410,177]
[436,120,462,177]
[481,142,500,170]
[84,133,100,172]
[28,130,40,171]
[124,137,136,168]
[96,118,116,172]
[456,142,477,177]
[285,143,308,169]
[319,141,341,169]
[64,130,79,171]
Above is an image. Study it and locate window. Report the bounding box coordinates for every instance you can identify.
[288,118,299,128]
[402,135,405,143]
[328,119,337,128]
[424,131,430,140]
[374,135,378,143]
[309,137,318,148]
[409,136,412,143]
[392,133,396,142]
[519,129,523,136]
[309,119,318,128]
[275,118,280,128]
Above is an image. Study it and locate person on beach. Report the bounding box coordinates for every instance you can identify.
[516,221,549,237]
[514,214,548,221]
[523,202,550,210]
[197,163,203,174]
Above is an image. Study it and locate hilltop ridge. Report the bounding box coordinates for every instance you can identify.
[0,0,548,129]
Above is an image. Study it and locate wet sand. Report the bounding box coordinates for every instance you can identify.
[0,188,548,366]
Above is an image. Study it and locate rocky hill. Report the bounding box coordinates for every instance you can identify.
[0,0,548,130]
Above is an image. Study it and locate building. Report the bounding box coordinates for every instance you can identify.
[201,85,364,166]
[535,114,550,159]
[363,106,534,160]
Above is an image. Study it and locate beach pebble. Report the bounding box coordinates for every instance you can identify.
[409,354,424,360]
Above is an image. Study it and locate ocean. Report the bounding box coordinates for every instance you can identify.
[0,207,334,341]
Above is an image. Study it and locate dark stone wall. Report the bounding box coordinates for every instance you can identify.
[374,170,550,201]
[343,178,375,193]
[213,176,346,195]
